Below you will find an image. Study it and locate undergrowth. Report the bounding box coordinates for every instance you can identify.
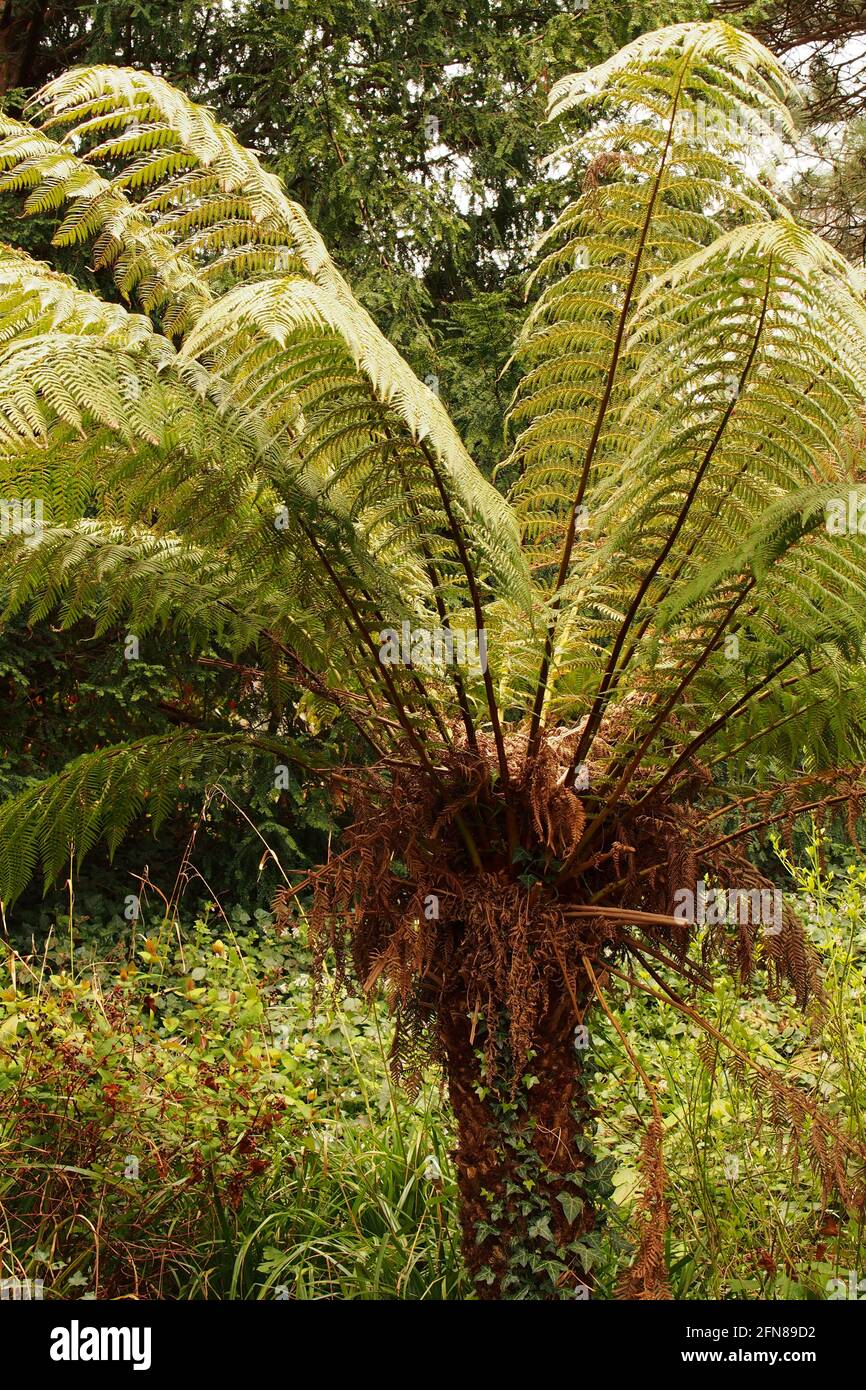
[1,829,864,1300]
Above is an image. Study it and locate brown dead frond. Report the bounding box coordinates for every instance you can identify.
[271,717,866,1296]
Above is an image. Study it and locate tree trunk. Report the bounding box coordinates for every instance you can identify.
[0,2,47,98]
[439,990,604,1300]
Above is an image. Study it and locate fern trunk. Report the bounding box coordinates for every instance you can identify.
[438,992,603,1300]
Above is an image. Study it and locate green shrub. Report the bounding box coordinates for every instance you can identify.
[0,909,466,1299]
[3,832,865,1302]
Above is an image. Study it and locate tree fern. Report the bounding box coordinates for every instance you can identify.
[3,22,866,1299]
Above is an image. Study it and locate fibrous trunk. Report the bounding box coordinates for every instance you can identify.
[438,989,603,1300]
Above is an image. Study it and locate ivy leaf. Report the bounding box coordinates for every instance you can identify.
[557,1191,585,1225]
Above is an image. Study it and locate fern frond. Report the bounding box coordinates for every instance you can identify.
[0,730,322,904]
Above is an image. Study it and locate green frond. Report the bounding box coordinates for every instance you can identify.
[505,17,796,583]
[547,21,795,123]
[179,275,533,621]
[0,115,211,334]
[19,65,350,309]
[0,521,320,664]
[541,203,866,790]
[0,730,322,905]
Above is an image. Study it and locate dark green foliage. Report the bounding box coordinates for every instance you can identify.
[0,610,337,929]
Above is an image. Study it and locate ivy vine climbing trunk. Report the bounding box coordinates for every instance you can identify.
[438,987,604,1300]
